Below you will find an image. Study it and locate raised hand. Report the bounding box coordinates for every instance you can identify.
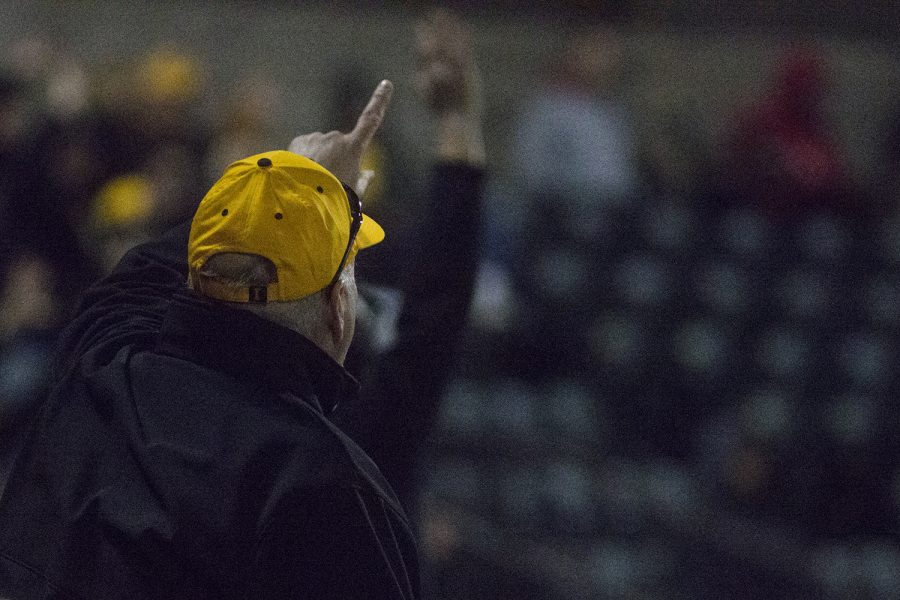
[414,9,484,165]
[288,79,394,195]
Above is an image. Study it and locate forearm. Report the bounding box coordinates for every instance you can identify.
[353,162,484,506]
[396,162,483,349]
[403,61,486,342]
[435,112,485,167]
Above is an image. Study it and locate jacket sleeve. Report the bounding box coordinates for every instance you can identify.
[53,222,191,378]
[342,162,485,507]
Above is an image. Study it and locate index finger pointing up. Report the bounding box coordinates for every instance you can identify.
[350,79,394,145]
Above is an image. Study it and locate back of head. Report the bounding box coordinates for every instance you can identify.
[187,150,381,360]
[199,252,277,289]
[188,150,383,304]
[195,251,354,341]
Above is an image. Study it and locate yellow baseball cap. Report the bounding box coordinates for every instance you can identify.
[188,150,384,303]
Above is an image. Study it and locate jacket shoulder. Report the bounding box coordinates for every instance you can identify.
[129,350,357,488]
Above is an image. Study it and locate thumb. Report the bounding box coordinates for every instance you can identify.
[355,169,376,197]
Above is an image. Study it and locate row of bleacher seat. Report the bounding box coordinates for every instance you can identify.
[425,196,900,598]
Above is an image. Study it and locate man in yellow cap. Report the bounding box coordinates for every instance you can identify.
[0,9,488,598]
[0,81,423,600]
[186,148,385,365]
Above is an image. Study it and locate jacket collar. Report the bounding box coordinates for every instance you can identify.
[156,293,359,414]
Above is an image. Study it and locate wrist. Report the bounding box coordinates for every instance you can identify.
[436,112,485,166]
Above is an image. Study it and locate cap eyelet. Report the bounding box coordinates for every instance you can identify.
[221,209,228,216]
[274,212,283,220]
[316,186,324,194]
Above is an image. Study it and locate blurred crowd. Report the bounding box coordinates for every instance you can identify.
[2,18,900,600]
[0,39,283,454]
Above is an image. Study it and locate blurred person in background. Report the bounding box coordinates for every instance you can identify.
[4,37,108,303]
[725,48,855,219]
[87,173,160,272]
[2,40,210,308]
[0,65,63,272]
[91,48,211,226]
[0,46,91,497]
[0,58,82,472]
[0,69,39,264]
[513,27,639,206]
[0,253,58,498]
[7,35,90,122]
[503,27,641,380]
[0,43,216,444]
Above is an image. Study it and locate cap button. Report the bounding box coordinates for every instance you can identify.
[257,157,273,168]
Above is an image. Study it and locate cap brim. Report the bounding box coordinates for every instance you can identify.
[355,213,385,250]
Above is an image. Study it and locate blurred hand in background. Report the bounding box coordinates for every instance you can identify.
[415,8,485,166]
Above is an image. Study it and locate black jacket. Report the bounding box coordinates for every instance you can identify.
[0,162,483,599]
[0,289,419,599]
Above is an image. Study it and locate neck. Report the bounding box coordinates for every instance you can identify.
[231,300,344,365]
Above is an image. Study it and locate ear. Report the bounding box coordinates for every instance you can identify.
[326,281,350,348]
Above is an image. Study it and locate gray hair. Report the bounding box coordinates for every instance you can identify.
[195,252,355,338]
